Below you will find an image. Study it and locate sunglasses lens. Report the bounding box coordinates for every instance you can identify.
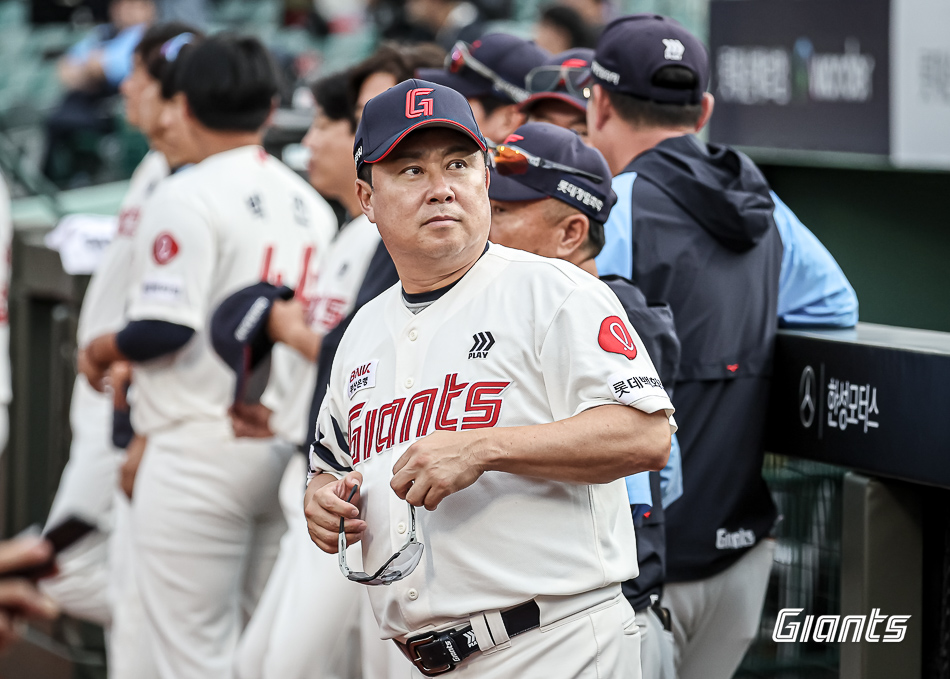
[526,67,561,93]
[379,543,425,583]
[493,147,529,176]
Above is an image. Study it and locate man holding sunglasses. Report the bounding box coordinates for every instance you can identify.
[417,33,549,144]
[304,79,676,678]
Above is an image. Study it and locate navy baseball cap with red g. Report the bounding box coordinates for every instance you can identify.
[354,79,487,174]
[591,14,709,105]
[488,122,616,224]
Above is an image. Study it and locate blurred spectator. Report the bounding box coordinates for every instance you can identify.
[0,537,60,651]
[560,0,615,28]
[535,4,596,53]
[44,0,156,187]
[417,33,549,142]
[157,0,208,27]
[405,0,487,49]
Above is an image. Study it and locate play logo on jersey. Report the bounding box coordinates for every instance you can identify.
[152,232,180,265]
[598,316,637,359]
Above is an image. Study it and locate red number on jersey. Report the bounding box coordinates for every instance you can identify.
[152,233,179,265]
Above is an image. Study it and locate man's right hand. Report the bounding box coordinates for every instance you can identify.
[303,471,365,554]
[0,538,59,651]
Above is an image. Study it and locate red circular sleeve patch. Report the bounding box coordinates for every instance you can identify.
[598,316,638,360]
[152,232,180,265]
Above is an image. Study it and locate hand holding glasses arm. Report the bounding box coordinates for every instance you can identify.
[303,470,365,554]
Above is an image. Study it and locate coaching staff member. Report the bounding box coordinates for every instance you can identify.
[304,79,676,678]
[585,14,858,679]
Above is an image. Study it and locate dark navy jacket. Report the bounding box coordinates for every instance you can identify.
[604,276,680,610]
[605,135,784,581]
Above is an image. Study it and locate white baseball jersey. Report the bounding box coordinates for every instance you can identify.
[0,174,12,405]
[77,150,169,347]
[264,214,381,446]
[126,146,336,436]
[310,243,677,639]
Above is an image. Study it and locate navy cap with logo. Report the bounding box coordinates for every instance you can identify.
[522,48,595,113]
[488,122,616,223]
[354,79,487,174]
[415,33,549,104]
[210,282,294,402]
[591,14,709,105]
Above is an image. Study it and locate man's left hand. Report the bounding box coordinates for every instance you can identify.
[391,430,489,510]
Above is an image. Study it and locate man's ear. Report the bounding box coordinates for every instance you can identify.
[556,212,590,262]
[355,178,375,223]
[588,84,611,133]
[696,93,715,132]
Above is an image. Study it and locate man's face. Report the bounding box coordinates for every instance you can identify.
[489,198,564,258]
[360,127,490,269]
[527,99,588,139]
[157,93,199,167]
[468,99,524,145]
[119,56,149,129]
[302,109,356,200]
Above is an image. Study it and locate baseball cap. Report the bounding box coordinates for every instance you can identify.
[591,14,709,105]
[210,282,295,402]
[354,79,487,174]
[488,122,616,223]
[416,34,549,104]
[522,48,595,113]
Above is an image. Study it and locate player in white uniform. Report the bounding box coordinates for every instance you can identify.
[41,25,197,641]
[304,79,676,678]
[231,69,382,679]
[0,172,11,455]
[79,35,336,679]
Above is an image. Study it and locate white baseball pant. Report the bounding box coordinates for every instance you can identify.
[132,428,290,679]
[662,537,776,679]
[636,606,675,679]
[234,453,362,679]
[40,377,118,626]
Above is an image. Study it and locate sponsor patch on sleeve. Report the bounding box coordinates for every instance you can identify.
[598,316,638,359]
[152,232,180,265]
[608,370,666,406]
[348,359,378,400]
[140,275,184,304]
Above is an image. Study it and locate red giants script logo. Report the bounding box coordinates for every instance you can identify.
[405,88,434,118]
[152,232,179,265]
[347,374,510,464]
[598,316,638,360]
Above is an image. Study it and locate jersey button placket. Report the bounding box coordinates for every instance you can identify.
[408,329,418,341]
[407,589,419,601]
[396,521,407,535]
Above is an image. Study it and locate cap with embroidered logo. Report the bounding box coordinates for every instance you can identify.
[488,122,616,224]
[353,79,488,174]
[591,14,709,105]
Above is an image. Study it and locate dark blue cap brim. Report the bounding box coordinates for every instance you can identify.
[521,91,588,113]
[488,169,549,202]
[363,118,488,165]
[416,68,493,100]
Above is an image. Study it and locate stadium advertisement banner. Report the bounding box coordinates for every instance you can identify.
[709,0,890,156]
[765,329,950,489]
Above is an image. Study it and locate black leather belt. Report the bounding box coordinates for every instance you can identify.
[394,600,541,676]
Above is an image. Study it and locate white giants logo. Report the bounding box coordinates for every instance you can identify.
[663,39,686,61]
[773,608,910,643]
